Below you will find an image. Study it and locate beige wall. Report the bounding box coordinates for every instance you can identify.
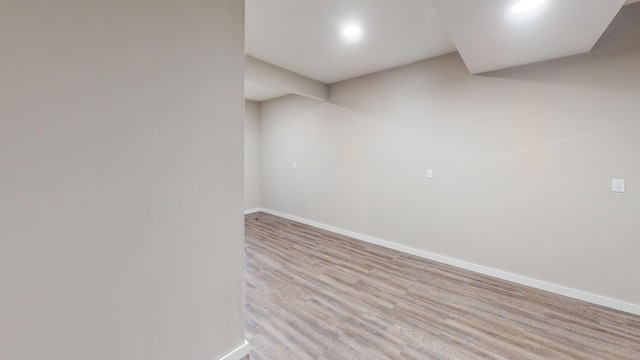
[0,1,245,359]
[260,5,640,306]
[245,101,261,210]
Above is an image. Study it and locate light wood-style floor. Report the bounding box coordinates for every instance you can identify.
[243,212,640,359]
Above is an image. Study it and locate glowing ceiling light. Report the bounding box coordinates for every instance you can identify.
[512,0,546,14]
[343,26,361,37]
[341,24,363,43]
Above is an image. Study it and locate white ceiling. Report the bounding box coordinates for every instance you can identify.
[431,0,626,74]
[246,0,455,85]
[245,0,639,101]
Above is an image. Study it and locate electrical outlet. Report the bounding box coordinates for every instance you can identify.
[612,179,625,193]
[426,169,433,179]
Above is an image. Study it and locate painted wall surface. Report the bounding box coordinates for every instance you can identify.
[245,101,262,210]
[259,6,640,305]
[0,1,245,359]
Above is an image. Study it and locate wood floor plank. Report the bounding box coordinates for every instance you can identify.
[244,212,640,359]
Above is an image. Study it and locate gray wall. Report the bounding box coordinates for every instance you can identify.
[259,5,640,306]
[245,101,262,210]
[0,1,245,359]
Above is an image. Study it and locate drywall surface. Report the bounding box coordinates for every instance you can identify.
[0,1,245,359]
[245,56,328,101]
[260,6,640,306]
[245,101,262,210]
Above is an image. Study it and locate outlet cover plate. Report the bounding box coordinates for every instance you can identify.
[612,179,626,193]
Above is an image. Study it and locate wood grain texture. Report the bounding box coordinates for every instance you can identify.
[244,212,640,359]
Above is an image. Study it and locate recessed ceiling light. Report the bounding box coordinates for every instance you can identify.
[343,26,361,37]
[511,0,546,14]
[341,21,364,43]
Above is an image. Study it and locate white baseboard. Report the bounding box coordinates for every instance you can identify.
[244,208,261,215]
[217,339,251,360]
[258,208,640,316]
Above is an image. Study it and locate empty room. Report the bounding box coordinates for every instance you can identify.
[243,0,640,359]
[2,1,639,360]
